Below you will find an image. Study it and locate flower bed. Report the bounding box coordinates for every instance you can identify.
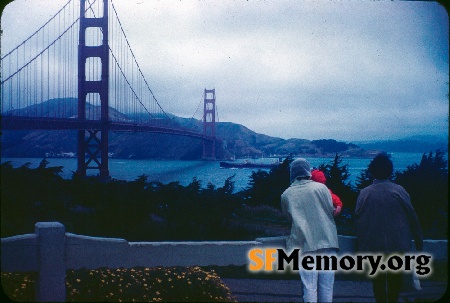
[1,266,237,302]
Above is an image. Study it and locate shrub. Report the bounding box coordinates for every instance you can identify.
[1,266,237,302]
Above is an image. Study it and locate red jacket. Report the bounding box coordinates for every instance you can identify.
[311,169,343,208]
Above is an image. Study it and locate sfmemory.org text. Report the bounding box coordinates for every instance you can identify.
[248,248,432,276]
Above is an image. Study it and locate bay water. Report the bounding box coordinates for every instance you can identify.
[1,152,439,192]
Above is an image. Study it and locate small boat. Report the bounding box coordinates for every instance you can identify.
[219,160,280,169]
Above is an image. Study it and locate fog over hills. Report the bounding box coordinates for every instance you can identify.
[1,99,447,159]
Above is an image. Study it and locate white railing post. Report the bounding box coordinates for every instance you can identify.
[35,222,66,302]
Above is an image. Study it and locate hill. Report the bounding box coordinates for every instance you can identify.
[167,116,371,159]
[354,135,448,153]
[3,98,444,160]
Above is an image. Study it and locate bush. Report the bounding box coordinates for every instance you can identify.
[1,266,237,302]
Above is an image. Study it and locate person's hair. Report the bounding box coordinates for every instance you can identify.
[368,152,393,180]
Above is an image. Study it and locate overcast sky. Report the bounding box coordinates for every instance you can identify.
[1,0,448,142]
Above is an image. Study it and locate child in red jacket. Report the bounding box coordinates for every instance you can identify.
[311,169,343,216]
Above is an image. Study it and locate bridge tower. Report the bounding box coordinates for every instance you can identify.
[77,0,110,179]
[202,89,216,160]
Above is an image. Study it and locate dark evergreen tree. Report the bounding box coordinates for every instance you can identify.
[3,151,446,240]
[355,168,373,192]
[394,150,448,239]
[318,153,357,213]
[243,157,292,209]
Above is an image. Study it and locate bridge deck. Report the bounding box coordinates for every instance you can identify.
[1,116,214,140]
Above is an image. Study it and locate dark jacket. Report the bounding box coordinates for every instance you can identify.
[355,179,423,253]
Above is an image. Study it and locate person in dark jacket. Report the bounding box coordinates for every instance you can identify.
[355,152,423,303]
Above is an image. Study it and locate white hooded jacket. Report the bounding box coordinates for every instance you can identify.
[281,159,339,253]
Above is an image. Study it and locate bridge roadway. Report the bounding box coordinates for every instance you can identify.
[1,116,214,140]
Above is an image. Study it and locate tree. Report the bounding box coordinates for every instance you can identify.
[354,168,373,192]
[318,153,357,213]
[394,150,448,239]
[243,157,292,209]
[1,160,67,237]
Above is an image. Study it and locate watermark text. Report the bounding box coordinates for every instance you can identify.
[248,248,432,276]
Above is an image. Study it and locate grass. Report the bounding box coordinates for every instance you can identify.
[1,266,237,302]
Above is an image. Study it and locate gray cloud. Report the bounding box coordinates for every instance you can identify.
[1,0,448,141]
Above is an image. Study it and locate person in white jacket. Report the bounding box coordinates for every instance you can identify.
[281,158,339,302]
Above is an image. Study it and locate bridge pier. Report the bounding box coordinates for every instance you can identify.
[76,128,110,179]
[202,88,216,160]
[77,0,110,179]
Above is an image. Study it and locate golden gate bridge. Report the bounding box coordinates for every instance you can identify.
[1,0,217,179]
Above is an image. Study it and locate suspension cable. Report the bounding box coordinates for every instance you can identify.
[110,0,170,119]
[191,90,204,120]
[0,0,74,61]
[0,14,80,85]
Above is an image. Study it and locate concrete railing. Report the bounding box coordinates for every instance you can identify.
[1,222,447,302]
